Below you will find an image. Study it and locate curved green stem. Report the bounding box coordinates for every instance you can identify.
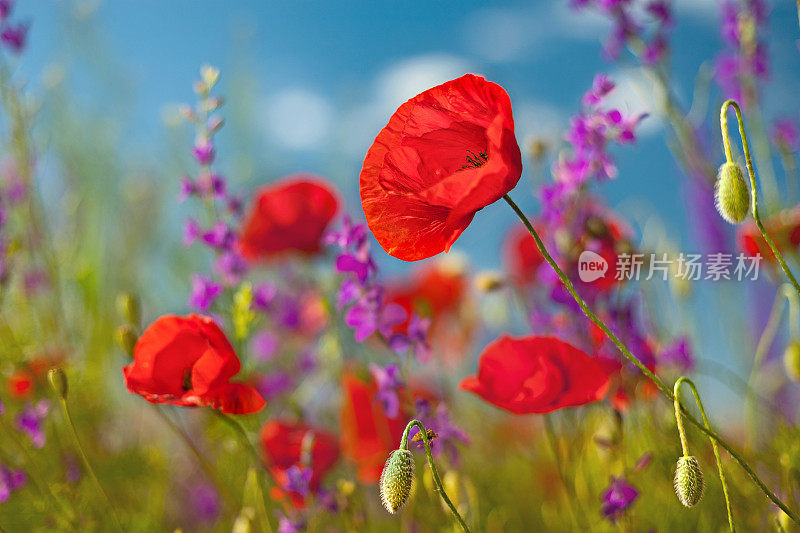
[720,100,800,300]
[674,378,735,531]
[400,419,470,532]
[57,397,124,532]
[503,193,800,523]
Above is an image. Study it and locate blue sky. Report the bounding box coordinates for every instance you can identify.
[10,2,800,410]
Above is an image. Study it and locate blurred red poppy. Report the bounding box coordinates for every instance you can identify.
[340,373,406,483]
[7,370,34,399]
[737,206,800,261]
[260,419,340,507]
[123,314,265,414]
[388,259,467,330]
[360,74,522,261]
[238,176,339,260]
[460,335,611,414]
[503,222,545,286]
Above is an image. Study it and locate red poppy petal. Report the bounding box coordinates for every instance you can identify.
[202,383,265,414]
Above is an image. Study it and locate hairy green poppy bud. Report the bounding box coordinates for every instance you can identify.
[115,325,138,358]
[674,455,704,508]
[379,449,415,514]
[116,292,140,326]
[47,367,68,399]
[784,341,800,382]
[714,162,750,224]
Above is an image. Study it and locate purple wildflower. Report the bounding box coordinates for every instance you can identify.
[188,274,222,312]
[255,372,294,401]
[253,283,277,311]
[15,400,49,449]
[178,175,197,202]
[283,465,312,498]
[370,363,403,418]
[773,118,799,151]
[345,289,406,342]
[188,481,220,524]
[1,22,27,54]
[410,399,470,465]
[183,218,201,247]
[658,336,694,371]
[0,465,27,503]
[276,512,306,533]
[214,250,248,285]
[193,139,215,166]
[600,476,639,522]
[252,331,279,362]
[201,221,235,250]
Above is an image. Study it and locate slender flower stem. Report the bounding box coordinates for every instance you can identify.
[542,415,587,531]
[151,406,236,512]
[214,411,274,525]
[400,419,470,533]
[503,192,800,523]
[56,396,124,532]
[0,415,75,527]
[746,283,798,445]
[674,378,735,532]
[720,100,800,300]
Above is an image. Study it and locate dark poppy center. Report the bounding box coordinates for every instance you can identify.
[182,368,193,391]
[461,150,488,169]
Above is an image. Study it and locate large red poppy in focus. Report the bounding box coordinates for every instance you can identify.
[460,335,611,414]
[123,314,265,414]
[238,176,339,260]
[340,373,407,483]
[260,419,340,506]
[360,74,522,261]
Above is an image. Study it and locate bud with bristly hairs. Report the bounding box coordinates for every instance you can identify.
[379,449,415,514]
[714,161,750,224]
[674,455,704,508]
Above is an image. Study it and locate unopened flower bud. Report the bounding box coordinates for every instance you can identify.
[115,325,138,358]
[379,449,415,514]
[116,292,140,326]
[674,455,704,508]
[714,162,750,224]
[784,341,800,382]
[48,367,68,399]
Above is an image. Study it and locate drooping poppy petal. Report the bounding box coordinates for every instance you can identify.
[460,335,611,414]
[238,176,339,260]
[360,74,522,261]
[123,314,265,414]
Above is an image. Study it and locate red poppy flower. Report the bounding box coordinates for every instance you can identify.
[340,373,407,483]
[388,259,467,329]
[238,176,339,260]
[503,222,545,286]
[360,74,522,261]
[123,314,265,414]
[737,206,800,261]
[7,370,34,399]
[460,335,611,414]
[260,419,340,507]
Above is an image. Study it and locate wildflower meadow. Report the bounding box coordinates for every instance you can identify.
[2,1,800,531]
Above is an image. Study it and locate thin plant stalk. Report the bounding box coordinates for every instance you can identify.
[56,396,124,532]
[745,283,798,445]
[720,100,800,299]
[674,378,735,532]
[502,192,800,523]
[400,420,470,532]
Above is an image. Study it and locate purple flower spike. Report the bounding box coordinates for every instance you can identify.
[370,363,403,418]
[188,274,222,312]
[193,139,215,166]
[0,464,27,503]
[1,23,27,54]
[601,476,639,523]
[15,400,49,449]
[283,465,312,497]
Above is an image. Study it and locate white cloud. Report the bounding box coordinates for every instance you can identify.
[374,54,473,113]
[604,68,662,137]
[262,88,333,151]
[337,54,475,157]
